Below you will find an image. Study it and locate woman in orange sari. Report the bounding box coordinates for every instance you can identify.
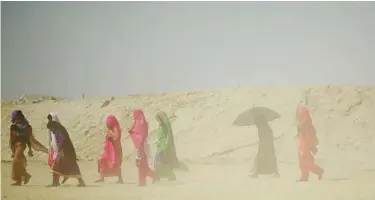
[95,115,124,184]
[9,110,48,186]
[296,105,324,182]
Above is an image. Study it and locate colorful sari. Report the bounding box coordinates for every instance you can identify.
[98,115,123,177]
[11,142,31,185]
[10,110,46,185]
[154,111,177,180]
[129,109,155,185]
[296,105,324,181]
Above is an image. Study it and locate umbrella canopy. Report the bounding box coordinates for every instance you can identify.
[233,106,280,126]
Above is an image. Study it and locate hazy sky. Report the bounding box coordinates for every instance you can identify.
[2,2,375,100]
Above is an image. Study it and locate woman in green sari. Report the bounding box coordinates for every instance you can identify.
[154,111,178,181]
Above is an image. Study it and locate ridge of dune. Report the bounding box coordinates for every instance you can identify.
[1,85,374,171]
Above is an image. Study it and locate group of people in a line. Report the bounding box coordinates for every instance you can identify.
[8,103,324,187]
[9,109,181,187]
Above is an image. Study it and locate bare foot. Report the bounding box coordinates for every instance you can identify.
[249,174,258,179]
[318,170,324,180]
[94,178,104,183]
[61,177,69,184]
[46,183,59,187]
[77,179,86,187]
[11,181,22,186]
[24,174,32,185]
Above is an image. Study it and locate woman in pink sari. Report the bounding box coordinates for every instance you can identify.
[129,109,155,186]
[296,105,324,182]
[95,115,124,184]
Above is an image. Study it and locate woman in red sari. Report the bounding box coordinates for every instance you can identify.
[296,105,324,182]
[129,109,155,186]
[95,115,124,184]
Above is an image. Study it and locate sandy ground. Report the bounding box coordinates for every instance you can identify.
[1,161,375,200]
[2,85,375,199]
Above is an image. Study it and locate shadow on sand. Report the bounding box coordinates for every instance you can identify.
[21,184,101,188]
[152,181,184,187]
[328,177,350,182]
[106,181,138,185]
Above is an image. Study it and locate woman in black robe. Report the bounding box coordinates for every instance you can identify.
[249,114,280,178]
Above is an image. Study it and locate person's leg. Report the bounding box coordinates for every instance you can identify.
[270,154,280,177]
[152,169,160,184]
[298,168,309,182]
[137,166,147,186]
[77,178,86,187]
[11,144,26,186]
[95,159,105,183]
[116,168,124,184]
[297,154,310,182]
[23,173,32,184]
[249,155,259,178]
[308,159,324,180]
[167,167,176,181]
[46,174,60,187]
[147,167,156,179]
[153,152,162,182]
[61,176,69,184]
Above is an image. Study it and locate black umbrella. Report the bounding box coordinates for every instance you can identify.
[233,106,280,126]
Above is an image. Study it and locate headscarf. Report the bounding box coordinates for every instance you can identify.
[47,112,60,152]
[106,115,121,130]
[156,111,172,133]
[129,109,148,137]
[47,112,60,123]
[155,111,172,152]
[296,105,318,146]
[11,110,28,124]
[11,110,19,123]
[296,105,313,126]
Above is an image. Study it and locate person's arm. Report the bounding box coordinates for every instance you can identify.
[112,127,120,141]
[9,130,13,150]
[47,131,52,152]
[27,126,33,152]
[107,130,115,141]
[9,127,15,156]
[295,123,301,138]
[26,125,34,156]
[307,126,318,153]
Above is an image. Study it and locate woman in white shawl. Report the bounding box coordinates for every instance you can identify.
[47,113,59,165]
[47,112,69,185]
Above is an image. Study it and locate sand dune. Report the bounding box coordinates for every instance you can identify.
[1,85,375,200]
